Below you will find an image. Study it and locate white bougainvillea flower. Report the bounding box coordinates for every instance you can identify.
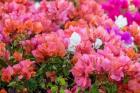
[94,38,103,49]
[68,32,81,52]
[115,15,128,28]
[35,2,40,9]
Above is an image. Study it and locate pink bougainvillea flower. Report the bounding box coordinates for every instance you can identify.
[13,51,22,61]
[0,43,6,57]
[65,90,72,93]
[128,79,140,93]
[0,0,140,92]
[75,76,91,89]
[15,0,27,4]
[76,40,93,54]
[110,68,124,81]
[22,40,35,53]
[13,63,21,75]
[1,66,13,83]
[32,22,44,34]
[23,33,66,61]
[71,54,94,88]
[0,88,7,93]
[13,60,34,80]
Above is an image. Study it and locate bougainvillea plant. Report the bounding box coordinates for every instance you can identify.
[0,0,140,93]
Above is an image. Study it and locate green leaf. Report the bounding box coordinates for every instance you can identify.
[36,64,47,77]
[0,58,8,68]
[8,81,16,87]
[111,84,117,93]
[123,76,130,84]
[51,85,58,93]
[24,54,35,61]
[0,81,7,88]
[46,57,71,77]
[60,88,65,93]
[57,77,66,86]
[104,83,117,93]
[26,79,37,91]
[46,83,53,88]
[91,84,99,93]
[78,87,81,93]
[40,82,46,89]
[85,90,89,93]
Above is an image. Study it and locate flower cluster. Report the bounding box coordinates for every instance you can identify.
[22,33,66,61]
[102,0,140,25]
[2,60,34,83]
[0,0,140,93]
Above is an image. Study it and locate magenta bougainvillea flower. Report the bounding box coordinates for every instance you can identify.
[102,0,140,25]
[133,0,140,8]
